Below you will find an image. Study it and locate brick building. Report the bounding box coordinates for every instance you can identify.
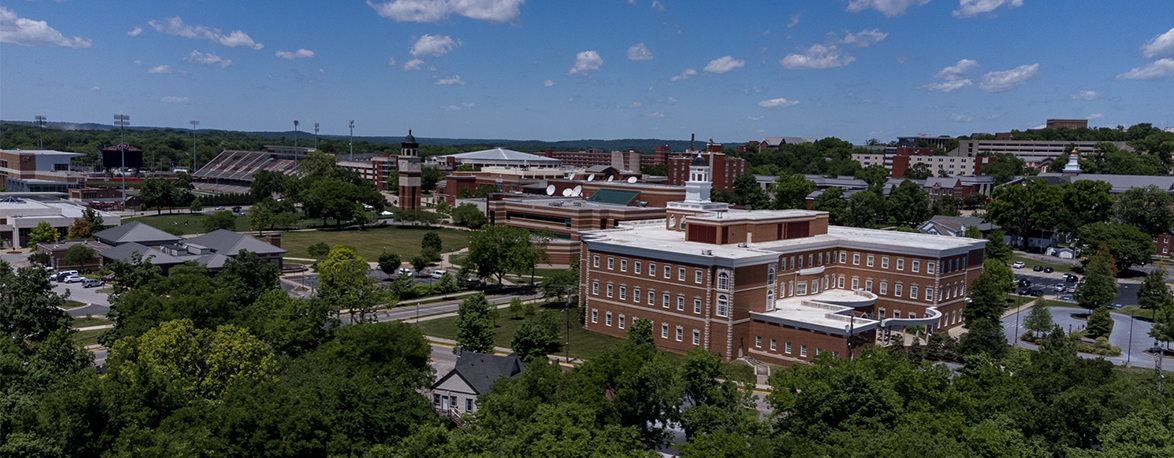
[666,144,748,191]
[579,158,986,367]
[540,148,669,171]
[0,150,88,192]
[398,131,422,211]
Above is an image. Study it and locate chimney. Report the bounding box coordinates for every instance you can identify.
[266,233,281,248]
[690,134,695,153]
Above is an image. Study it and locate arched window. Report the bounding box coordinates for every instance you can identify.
[766,289,775,311]
[679,217,686,229]
[669,216,676,229]
[717,271,730,290]
[767,266,776,285]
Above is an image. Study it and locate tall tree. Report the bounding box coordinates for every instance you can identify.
[1076,222,1156,270]
[1076,248,1118,310]
[1023,301,1054,340]
[1057,180,1113,236]
[1138,269,1173,311]
[903,163,933,180]
[980,153,1029,185]
[204,210,237,232]
[27,221,59,248]
[377,252,402,280]
[0,263,71,342]
[61,244,96,270]
[812,187,849,225]
[217,250,281,306]
[853,165,889,190]
[985,178,1061,250]
[1114,185,1174,237]
[772,172,815,210]
[985,229,1013,263]
[888,179,932,227]
[421,231,443,253]
[732,173,769,209]
[843,189,885,228]
[511,313,559,361]
[540,264,579,302]
[455,293,495,354]
[317,244,386,324]
[467,225,540,284]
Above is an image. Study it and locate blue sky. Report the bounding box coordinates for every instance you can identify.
[3,0,1173,144]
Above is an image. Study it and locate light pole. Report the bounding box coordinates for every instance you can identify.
[35,115,46,149]
[1128,308,1136,366]
[113,114,130,210]
[314,123,319,150]
[564,296,574,362]
[1152,340,1164,395]
[189,120,199,172]
[293,120,299,147]
[349,120,355,160]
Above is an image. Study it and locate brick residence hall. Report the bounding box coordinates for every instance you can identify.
[579,155,987,367]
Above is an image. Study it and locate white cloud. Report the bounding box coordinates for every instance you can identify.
[648,112,665,118]
[670,68,697,81]
[276,49,314,59]
[149,16,263,49]
[703,56,745,74]
[319,68,325,73]
[846,0,931,17]
[1141,27,1174,59]
[667,97,677,103]
[954,0,1025,18]
[747,116,763,121]
[651,1,664,12]
[950,114,973,122]
[160,96,189,103]
[411,34,460,57]
[1117,58,1174,80]
[781,44,854,69]
[388,57,397,66]
[366,0,524,23]
[935,58,978,79]
[1087,113,1104,120]
[758,97,800,108]
[127,26,143,37]
[629,102,643,108]
[435,75,466,85]
[923,79,973,92]
[839,29,887,47]
[187,50,232,68]
[133,60,142,65]
[977,63,1038,91]
[0,7,91,48]
[568,50,602,75]
[403,59,425,70]
[543,79,554,86]
[444,105,461,111]
[1070,90,1099,100]
[91,86,101,91]
[148,65,173,74]
[787,12,801,29]
[627,42,652,61]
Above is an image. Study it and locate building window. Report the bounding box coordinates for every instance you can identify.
[837,276,845,288]
[634,261,641,274]
[766,290,775,311]
[606,283,613,297]
[865,279,873,292]
[800,345,808,357]
[692,329,700,345]
[785,341,792,354]
[633,287,640,302]
[789,256,795,270]
[620,259,627,272]
[618,315,625,329]
[909,312,917,320]
[648,290,655,305]
[664,265,671,278]
[897,258,904,270]
[717,272,730,290]
[807,254,813,267]
[592,281,599,295]
[755,336,762,348]
[851,278,859,290]
[608,257,614,270]
[695,269,703,283]
[878,308,885,319]
[591,309,598,323]
[797,283,808,295]
[912,260,920,272]
[839,252,847,263]
[926,287,934,301]
[649,262,656,276]
[894,310,901,319]
[694,298,702,314]
[662,323,669,338]
[768,266,776,284]
[677,295,685,311]
[678,267,686,281]
[879,281,888,295]
[927,262,935,274]
[881,257,889,269]
[663,293,670,308]
[606,312,612,326]
[467,399,475,412]
[619,286,626,300]
[853,253,860,265]
[788,281,794,296]
[769,339,777,351]
[593,255,599,268]
[910,285,919,299]
[717,295,728,317]
[811,280,820,294]
[866,255,874,267]
[675,326,683,342]
[895,283,903,297]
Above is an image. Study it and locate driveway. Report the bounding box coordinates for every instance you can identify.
[53,278,113,317]
[1003,306,1165,369]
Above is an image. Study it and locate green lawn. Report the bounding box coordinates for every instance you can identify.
[275,225,472,262]
[123,212,250,234]
[1010,254,1075,273]
[63,300,87,309]
[71,329,105,347]
[72,316,113,328]
[417,305,756,383]
[1119,305,1156,321]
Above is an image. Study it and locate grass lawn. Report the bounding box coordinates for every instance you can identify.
[72,316,113,328]
[417,305,757,383]
[1010,254,1075,273]
[1119,305,1156,321]
[276,225,472,262]
[124,212,250,234]
[63,300,87,309]
[71,329,105,347]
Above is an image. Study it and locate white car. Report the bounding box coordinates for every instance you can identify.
[64,275,84,283]
[430,270,447,279]
[1011,261,1025,269]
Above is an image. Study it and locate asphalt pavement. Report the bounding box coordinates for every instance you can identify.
[1003,305,1167,369]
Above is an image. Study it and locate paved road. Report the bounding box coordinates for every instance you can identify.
[1003,306,1166,369]
[340,289,543,325]
[1010,268,1138,305]
[53,279,113,317]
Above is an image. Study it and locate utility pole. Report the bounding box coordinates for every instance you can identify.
[314,123,319,150]
[349,120,355,160]
[1153,340,1165,395]
[189,120,199,172]
[293,120,299,147]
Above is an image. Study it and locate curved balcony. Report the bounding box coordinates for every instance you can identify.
[752,288,878,337]
[880,306,942,329]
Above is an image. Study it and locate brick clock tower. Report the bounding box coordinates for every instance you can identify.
[397,130,422,211]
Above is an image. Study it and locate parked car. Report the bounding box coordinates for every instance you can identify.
[232,206,242,214]
[82,278,104,288]
[1113,303,1124,309]
[1011,261,1026,269]
[55,270,78,282]
[1033,265,1043,271]
[214,206,226,210]
[1053,284,1066,292]
[63,275,84,283]
[43,266,55,272]
[1017,279,1032,288]
[430,270,447,279]
[1064,274,1079,282]
[397,267,413,276]
[1044,267,1054,273]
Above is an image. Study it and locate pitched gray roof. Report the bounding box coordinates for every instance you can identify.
[186,230,286,256]
[100,242,184,265]
[94,221,182,246]
[432,352,524,395]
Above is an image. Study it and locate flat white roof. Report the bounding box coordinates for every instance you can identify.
[752,289,878,335]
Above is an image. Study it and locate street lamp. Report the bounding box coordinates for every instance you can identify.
[35,115,46,149]
[1152,340,1165,395]
[314,123,319,150]
[564,295,575,362]
[113,114,130,210]
[189,120,199,172]
[1128,308,1136,367]
[349,120,355,160]
[293,120,299,147]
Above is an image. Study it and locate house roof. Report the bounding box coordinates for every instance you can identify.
[918,215,996,237]
[94,221,182,246]
[186,230,286,256]
[100,242,184,265]
[586,188,640,205]
[431,352,524,395]
[1034,173,1174,194]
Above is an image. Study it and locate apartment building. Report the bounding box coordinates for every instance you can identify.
[0,150,88,192]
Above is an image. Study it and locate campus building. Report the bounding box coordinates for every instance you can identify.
[0,195,121,248]
[398,131,422,211]
[540,148,669,171]
[579,156,987,367]
[0,150,88,193]
[666,144,748,191]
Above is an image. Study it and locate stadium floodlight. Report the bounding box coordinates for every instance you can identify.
[293,120,299,147]
[349,120,355,160]
[314,123,320,150]
[35,115,47,149]
[190,120,200,172]
[114,114,130,209]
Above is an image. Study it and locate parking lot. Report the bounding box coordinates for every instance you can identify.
[1010,263,1139,306]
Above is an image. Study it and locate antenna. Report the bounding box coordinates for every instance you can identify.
[573,185,583,196]
[587,174,595,182]
[607,175,614,182]
[546,184,555,196]
[627,176,637,183]
[562,188,573,197]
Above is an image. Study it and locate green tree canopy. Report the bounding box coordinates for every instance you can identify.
[731,173,769,209]
[985,178,1061,250]
[888,179,932,227]
[1076,222,1156,271]
[455,293,495,354]
[903,162,933,180]
[1137,269,1173,311]
[204,210,237,232]
[467,225,542,284]
[317,244,386,324]
[27,221,59,248]
[1113,185,1174,237]
[61,244,96,269]
[0,264,71,343]
[1057,180,1113,236]
[1076,248,1119,310]
[772,172,815,210]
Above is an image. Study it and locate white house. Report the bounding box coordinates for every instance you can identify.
[430,352,524,415]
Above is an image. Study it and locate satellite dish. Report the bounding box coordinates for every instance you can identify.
[546,184,555,196]
[627,176,637,183]
[562,188,573,197]
[573,185,583,196]
[607,175,614,182]
[587,174,595,182]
